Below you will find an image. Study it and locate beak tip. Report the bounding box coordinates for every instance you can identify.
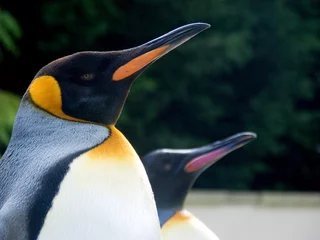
[201,22,211,28]
[237,132,257,146]
[245,132,258,140]
[190,22,211,32]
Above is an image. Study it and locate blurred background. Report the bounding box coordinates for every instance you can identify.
[0,0,319,239]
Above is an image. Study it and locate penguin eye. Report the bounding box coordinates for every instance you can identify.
[81,73,95,81]
[163,163,172,172]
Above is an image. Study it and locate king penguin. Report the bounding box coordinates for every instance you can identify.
[0,23,210,240]
[142,132,256,240]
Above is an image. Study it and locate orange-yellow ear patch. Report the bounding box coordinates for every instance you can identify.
[112,45,169,81]
[29,76,82,122]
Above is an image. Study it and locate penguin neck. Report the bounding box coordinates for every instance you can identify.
[88,125,138,162]
[155,180,194,226]
[13,98,137,164]
[157,207,180,227]
[11,97,137,164]
[9,98,108,146]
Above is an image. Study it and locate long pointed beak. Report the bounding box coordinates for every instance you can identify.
[112,23,210,81]
[184,132,257,173]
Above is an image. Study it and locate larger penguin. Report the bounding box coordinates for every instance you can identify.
[142,132,256,239]
[0,23,210,240]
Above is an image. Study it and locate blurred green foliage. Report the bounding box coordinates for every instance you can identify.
[39,0,121,52]
[0,7,22,60]
[0,0,319,190]
[0,91,20,156]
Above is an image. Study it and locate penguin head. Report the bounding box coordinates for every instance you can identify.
[26,23,210,125]
[142,132,256,210]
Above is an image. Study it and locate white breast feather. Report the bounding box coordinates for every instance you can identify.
[37,153,161,240]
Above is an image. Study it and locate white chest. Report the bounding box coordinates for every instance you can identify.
[161,210,219,240]
[37,153,161,240]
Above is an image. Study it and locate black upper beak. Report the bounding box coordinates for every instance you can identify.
[112,23,210,81]
[185,132,257,173]
[139,22,210,55]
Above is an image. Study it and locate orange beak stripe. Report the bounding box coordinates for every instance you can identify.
[112,45,169,81]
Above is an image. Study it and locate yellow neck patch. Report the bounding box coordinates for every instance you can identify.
[163,210,192,228]
[88,125,138,162]
[29,76,83,122]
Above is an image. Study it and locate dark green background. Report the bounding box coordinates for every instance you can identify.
[0,0,319,191]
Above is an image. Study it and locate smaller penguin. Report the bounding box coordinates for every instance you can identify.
[142,132,256,240]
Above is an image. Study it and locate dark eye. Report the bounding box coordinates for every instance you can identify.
[163,163,172,171]
[81,73,95,81]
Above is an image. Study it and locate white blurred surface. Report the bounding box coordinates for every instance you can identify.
[185,192,320,240]
[188,205,320,240]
